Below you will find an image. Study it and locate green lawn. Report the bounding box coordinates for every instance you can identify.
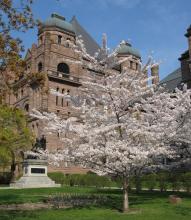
[0,186,97,204]
[0,187,191,220]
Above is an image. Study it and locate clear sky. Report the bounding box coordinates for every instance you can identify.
[16,0,191,80]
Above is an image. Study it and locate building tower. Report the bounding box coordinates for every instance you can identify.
[116,41,141,72]
[179,25,191,88]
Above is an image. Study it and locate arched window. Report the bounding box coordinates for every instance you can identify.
[57,63,69,77]
[38,62,43,72]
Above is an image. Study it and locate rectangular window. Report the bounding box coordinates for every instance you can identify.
[56,96,58,105]
[58,35,62,44]
[130,61,133,69]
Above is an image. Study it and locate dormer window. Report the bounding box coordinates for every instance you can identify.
[58,35,62,44]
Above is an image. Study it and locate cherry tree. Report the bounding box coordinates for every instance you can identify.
[31,37,191,212]
[165,97,191,167]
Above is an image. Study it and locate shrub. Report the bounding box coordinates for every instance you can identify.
[46,193,109,208]
[133,175,142,193]
[169,172,182,192]
[143,173,158,191]
[48,172,116,187]
[48,172,66,185]
[0,172,12,184]
[182,172,191,193]
[157,172,169,192]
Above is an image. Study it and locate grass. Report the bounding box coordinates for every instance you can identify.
[0,187,191,219]
[0,186,98,204]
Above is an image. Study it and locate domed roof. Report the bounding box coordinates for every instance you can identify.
[41,13,75,34]
[116,41,141,58]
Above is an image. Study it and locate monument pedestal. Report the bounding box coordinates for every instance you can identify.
[10,159,60,188]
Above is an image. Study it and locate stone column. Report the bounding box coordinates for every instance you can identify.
[41,32,51,111]
[44,32,51,72]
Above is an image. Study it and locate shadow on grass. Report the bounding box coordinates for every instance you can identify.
[0,193,21,204]
[0,210,38,220]
[95,188,160,207]
[93,188,191,211]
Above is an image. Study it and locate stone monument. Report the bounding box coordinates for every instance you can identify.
[10,136,61,188]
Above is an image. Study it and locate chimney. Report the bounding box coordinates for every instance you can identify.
[102,33,107,55]
[151,64,159,85]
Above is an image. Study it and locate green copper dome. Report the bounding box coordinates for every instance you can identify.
[116,41,141,58]
[42,13,75,33]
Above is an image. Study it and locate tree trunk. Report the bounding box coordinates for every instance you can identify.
[123,177,129,212]
[135,174,141,193]
[10,152,16,183]
[10,162,16,183]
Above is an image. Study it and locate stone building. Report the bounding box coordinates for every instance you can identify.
[179,25,191,88]
[161,24,191,90]
[5,13,143,173]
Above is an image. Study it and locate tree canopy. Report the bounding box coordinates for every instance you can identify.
[31,37,191,212]
[0,105,34,177]
[0,0,36,102]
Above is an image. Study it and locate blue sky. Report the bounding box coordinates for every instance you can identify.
[16,0,191,79]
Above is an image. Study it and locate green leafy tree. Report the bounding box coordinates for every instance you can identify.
[0,105,34,181]
[0,0,37,102]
